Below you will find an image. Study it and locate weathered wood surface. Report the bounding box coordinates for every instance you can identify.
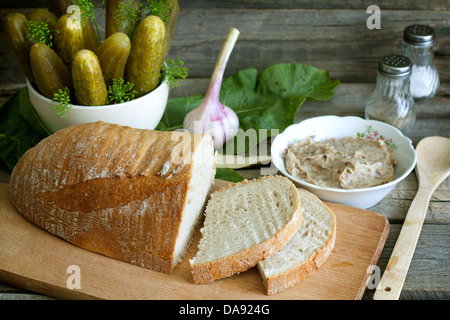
[0,80,449,300]
[1,2,449,83]
[0,181,390,300]
[0,0,449,300]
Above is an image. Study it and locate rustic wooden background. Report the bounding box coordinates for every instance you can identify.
[0,0,449,300]
[1,0,449,84]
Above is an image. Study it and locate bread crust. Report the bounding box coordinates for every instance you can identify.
[9,121,212,274]
[261,190,337,295]
[190,176,303,284]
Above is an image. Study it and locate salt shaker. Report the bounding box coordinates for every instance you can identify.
[365,54,415,131]
[402,24,440,100]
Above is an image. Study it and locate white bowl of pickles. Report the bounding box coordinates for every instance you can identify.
[6,2,183,133]
[271,116,417,209]
[27,77,169,133]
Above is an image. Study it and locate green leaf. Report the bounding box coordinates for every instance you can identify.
[157,63,339,154]
[0,87,50,169]
[255,63,339,101]
[221,67,307,134]
[214,168,245,183]
[155,94,204,131]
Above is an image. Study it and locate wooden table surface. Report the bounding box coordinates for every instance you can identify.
[0,1,449,300]
[1,80,448,300]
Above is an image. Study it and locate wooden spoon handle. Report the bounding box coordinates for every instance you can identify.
[374,187,433,300]
[215,153,271,169]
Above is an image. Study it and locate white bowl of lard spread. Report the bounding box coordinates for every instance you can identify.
[271,115,417,209]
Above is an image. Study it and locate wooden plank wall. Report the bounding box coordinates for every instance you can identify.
[0,1,449,84]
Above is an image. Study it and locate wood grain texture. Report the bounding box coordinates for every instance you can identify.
[0,181,389,300]
[375,188,438,299]
[0,0,448,300]
[1,4,449,83]
[374,137,450,299]
[1,0,449,11]
[0,81,448,226]
[367,224,450,299]
[167,8,450,82]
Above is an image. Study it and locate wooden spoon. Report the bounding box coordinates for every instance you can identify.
[374,136,450,300]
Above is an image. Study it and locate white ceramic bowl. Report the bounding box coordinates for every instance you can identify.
[271,115,417,209]
[27,79,169,133]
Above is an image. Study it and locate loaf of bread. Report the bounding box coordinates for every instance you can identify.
[190,176,302,284]
[9,121,215,274]
[257,188,336,295]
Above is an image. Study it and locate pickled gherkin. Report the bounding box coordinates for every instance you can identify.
[26,8,58,31]
[54,12,84,66]
[46,0,74,17]
[66,2,100,52]
[125,15,166,98]
[106,0,142,38]
[48,1,99,51]
[81,14,99,52]
[97,32,131,88]
[5,0,184,107]
[163,0,179,60]
[3,13,35,84]
[72,49,108,106]
[29,43,72,99]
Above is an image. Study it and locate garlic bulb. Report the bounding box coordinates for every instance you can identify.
[183,27,240,149]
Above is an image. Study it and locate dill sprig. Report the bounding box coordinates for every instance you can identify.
[115,0,144,38]
[52,87,72,118]
[115,0,171,38]
[26,20,54,47]
[145,0,171,22]
[108,78,137,104]
[162,57,188,89]
[73,0,103,44]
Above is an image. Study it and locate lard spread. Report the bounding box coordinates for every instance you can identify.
[285,136,397,189]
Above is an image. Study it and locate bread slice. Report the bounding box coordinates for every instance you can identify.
[190,175,302,284]
[257,188,336,295]
[9,121,215,274]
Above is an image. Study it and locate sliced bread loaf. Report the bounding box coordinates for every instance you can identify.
[257,188,336,295]
[190,175,302,284]
[9,121,215,274]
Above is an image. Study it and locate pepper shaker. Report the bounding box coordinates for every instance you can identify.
[402,24,440,101]
[365,54,415,131]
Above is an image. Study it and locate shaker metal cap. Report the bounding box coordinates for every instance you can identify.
[403,24,436,47]
[378,55,412,79]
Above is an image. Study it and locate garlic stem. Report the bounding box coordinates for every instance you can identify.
[205,27,240,104]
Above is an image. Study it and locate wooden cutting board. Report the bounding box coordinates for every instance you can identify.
[0,181,389,300]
